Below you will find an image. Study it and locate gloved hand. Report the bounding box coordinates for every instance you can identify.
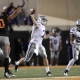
[19,0,25,7]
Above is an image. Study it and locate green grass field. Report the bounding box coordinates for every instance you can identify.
[0,66,80,79]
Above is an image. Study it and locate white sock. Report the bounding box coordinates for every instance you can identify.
[16,61,20,66]
[66,59,76,70]
[45,66,50,73]
[31,62,34,66]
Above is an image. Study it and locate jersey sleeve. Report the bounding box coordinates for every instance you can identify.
[33,22,41,29]
[59,36,62,42]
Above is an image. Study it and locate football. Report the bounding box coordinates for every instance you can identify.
[30,8,36,14]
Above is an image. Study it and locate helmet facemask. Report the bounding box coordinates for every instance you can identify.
[41,19,47,25]
[37,16,48,26]
[77,25,80,31]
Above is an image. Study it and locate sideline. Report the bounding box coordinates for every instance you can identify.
[0,66,80,69]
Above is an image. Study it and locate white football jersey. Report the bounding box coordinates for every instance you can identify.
[70,27,80,44]
[30,22,46,44]
[50,35,61,51]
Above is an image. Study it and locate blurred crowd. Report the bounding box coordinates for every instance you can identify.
[6,2,33,32]
[3,2,76,67]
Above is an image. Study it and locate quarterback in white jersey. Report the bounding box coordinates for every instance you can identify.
[30,21,46,45]
[49,32,62,66]
[14,9,56,76]
[64,19,80,76]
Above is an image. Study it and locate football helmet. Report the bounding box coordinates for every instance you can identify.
[76,19,80,31]
[37,16,48,25]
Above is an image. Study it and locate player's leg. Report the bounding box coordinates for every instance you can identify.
[67,47,71,62]
[64,44,79,76]
[0,47,12,67]
[30,54,35,66]
[39,45,52,76]
[0,47,4,61]
[55,51,59,66]
[50,51,54,66]
[0,47,11,64]
[15,42,36,71]
[36,55,39,66]
[1,36,15,78]
[72,44,77,65]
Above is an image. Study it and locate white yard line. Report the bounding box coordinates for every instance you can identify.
[1,76,80,80]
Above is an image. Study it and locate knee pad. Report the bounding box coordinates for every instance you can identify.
[0,48,4,61]
[0,48,3,55]
[5,54,9,58]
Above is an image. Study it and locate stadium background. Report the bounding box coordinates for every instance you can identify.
[0,0,80,66]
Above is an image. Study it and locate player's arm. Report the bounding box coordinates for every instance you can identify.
[44,29,56,39]
[49,39,53,52]
[8,0,25,21]
[59,38,62,50]
[70,27,76,45]
[29,10,39,28]
[70,34,75,45]
[8,7,22,21]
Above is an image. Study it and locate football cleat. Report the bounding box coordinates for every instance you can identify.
[14,62,18,72]
[8,69,15,77]
[64,70,68,76]
[4,72,11,78]
[47,71,53,76]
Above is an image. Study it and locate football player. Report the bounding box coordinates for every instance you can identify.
[49,27,62,66]
[0,0,25,78]
[64,19,80,76]
[14,9,56,76]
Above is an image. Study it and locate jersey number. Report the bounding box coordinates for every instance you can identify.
[0,19,5,28]
[54,40,57,44]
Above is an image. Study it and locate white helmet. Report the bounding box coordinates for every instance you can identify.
[37,16,48,25]
[76,19,80,26]
[76,19,80,31]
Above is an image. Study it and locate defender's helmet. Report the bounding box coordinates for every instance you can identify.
[37,16,48,25]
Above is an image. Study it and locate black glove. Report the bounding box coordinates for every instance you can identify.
[19,0,25,7]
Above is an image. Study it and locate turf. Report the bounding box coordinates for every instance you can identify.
[0,66,80,79]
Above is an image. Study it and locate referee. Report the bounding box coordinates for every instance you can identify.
[0,0,25,78]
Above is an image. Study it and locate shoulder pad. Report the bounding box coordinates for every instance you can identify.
[70,27,76,34]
